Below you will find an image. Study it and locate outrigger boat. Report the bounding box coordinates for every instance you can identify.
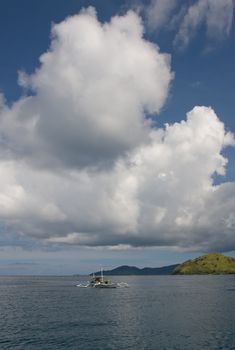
[76,268,128,288]
[89,275,117,288]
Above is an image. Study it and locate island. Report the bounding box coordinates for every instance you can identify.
[91,253,235,276]
[172,253,235,275]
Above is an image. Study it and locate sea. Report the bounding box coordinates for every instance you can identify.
[0,275,235,350]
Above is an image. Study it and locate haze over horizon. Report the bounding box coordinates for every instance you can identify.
[0,0,235,275]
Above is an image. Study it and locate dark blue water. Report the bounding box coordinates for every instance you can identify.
[0,275,235,350]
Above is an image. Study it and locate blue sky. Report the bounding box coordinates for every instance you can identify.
[0,0,235,274]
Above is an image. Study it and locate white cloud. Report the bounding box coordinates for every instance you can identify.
[175,0,234,49]
[141,0,234,49]
[0,8,235,253]
[0,7,172,169]
[0,104,234,251]
[144,0,178,32]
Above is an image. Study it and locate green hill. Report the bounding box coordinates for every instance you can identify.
[173,253,235,275]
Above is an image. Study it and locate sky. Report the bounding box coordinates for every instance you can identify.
[0,0,235,275]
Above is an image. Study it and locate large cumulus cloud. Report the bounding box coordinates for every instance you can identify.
[0,8,235,252]
[1,8,172,169]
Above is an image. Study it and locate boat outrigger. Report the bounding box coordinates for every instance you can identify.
[76,267,129,288]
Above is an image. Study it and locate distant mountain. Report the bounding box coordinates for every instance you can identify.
[92,264,179,276]
[90,253,235,276]
[173,253,235,275]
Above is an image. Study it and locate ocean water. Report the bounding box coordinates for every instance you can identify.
[0,275,235,350]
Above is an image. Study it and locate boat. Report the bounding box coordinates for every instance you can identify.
[89,275,117,288]
[76,267,129,288]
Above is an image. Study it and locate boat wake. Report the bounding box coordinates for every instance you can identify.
[117,282,129,288]
[76,281,129,288]
[76,283,90,288]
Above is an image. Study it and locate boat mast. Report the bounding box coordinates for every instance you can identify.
[101,266,104,282]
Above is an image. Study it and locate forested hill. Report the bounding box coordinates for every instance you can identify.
[173,253,235,275]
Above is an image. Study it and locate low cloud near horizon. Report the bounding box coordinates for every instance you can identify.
[0,8,235,252]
